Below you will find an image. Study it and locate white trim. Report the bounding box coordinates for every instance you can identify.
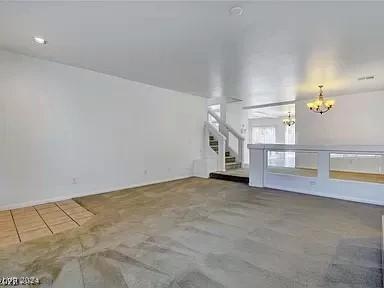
[205,121,226,171]
[205,121,226,141]
[0,175,191,211]
[263,172,384,206]
[208,109,245,165]
[243,100,296,110]
[248,144,384,205]
[208,109,244,141]
[248,144,384,153]
[260,185,384,206]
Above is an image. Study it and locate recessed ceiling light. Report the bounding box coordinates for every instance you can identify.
[33,36,47,45]
[229,6,244,16]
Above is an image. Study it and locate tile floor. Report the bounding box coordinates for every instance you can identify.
[0,199,93,247]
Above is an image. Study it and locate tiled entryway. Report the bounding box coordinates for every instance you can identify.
[0,199,93,247]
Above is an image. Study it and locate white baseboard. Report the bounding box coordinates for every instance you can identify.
[258,185,384,206]
[0,175,191,211]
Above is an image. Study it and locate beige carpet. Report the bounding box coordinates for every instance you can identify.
[0,177,382,288]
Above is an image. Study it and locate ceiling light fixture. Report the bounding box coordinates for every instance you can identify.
[283,112,295,127]
[33,36,47,45]
[229,6,243,16]
[307,85,335,114]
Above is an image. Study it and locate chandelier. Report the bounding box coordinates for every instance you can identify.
[307,85,335,114]
[283,112,295,127]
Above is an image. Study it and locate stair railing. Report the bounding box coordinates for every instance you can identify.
[205,121,226,171]
[207,109,245,166]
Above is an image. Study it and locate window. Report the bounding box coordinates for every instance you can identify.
[251,126,276,144]
[284,125,296,166]
[285,125,295,145]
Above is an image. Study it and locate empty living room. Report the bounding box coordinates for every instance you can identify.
[1,1,384,287]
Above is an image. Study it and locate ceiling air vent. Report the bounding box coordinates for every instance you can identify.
[226,97,243,103]
[357,75,375,81]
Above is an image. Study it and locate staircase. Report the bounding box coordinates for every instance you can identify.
[209,134,241,170]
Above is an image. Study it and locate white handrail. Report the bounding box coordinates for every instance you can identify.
[208,109,245,141]
[205,121,226,171]
[247,144,384,153]
[205,121,226,142]
[208,109,244,165]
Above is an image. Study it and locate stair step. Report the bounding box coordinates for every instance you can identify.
[210,146,231,156]
[209,172,249,184]
[209,140,218,146]
[225,162,242,170]
[225,156,236,163]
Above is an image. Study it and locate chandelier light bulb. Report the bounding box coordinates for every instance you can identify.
[307,85,335,114]
[33,36,47,45]
[283,112,295,127]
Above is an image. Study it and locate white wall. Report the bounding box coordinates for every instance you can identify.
[296,90,384,145]
[0,50,206,209]
[294,91,384,172]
